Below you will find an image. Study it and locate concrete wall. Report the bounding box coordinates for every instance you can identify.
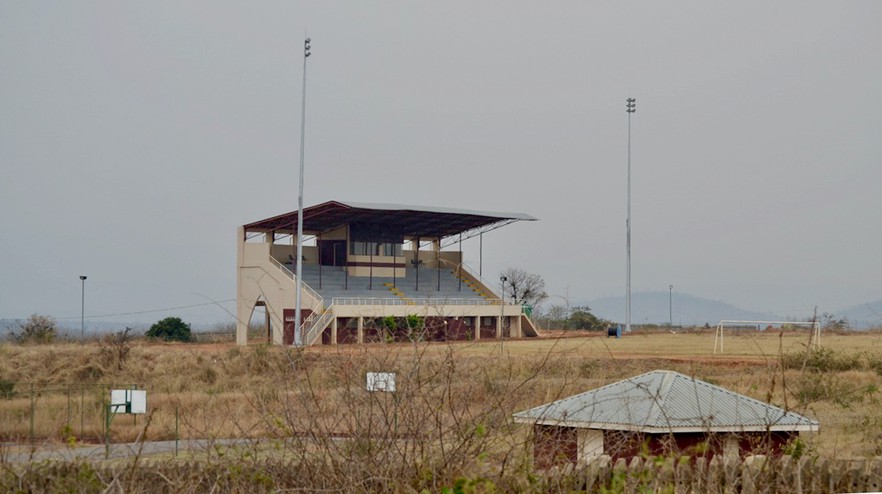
[236,227,323,345]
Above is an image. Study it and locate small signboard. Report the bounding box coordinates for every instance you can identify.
[110,389,147,414]
[366,372,396,392]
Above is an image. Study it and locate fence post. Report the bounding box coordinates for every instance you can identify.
[29,383,35,445]
[104,393,111,459]
[66,387,71,432]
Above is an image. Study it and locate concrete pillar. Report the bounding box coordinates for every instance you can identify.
[474,317,480,341]
[496,315,503,339]
[515,314,522,338]
[265,309,271,342]
[357,317,364,344]
[236,226,249,346]
[432,238,440,267]
[331,317,338,345]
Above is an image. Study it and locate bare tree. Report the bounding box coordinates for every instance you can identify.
[9,314,57,344]
[499,267,547,307]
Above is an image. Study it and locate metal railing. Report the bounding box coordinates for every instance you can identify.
[332,297,502,306]
[268,256,324,310]
[437,258,502,300]
[438,259,541,334]
[304,307,335,346]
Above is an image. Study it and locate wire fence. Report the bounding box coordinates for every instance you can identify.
[0,382,140,446]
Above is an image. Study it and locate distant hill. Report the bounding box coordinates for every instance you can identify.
[583,292,787,327]
[836,300,882,329]
[580,293,882,329]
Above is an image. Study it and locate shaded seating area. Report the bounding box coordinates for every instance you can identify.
[237,200,539,346]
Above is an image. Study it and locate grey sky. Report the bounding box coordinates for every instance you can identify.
[2,2,880,326]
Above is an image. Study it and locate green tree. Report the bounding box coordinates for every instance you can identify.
[568,306,609,331]
[146,317,193,342]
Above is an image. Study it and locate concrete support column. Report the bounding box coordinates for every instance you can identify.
[496,315,503,339]
[474,317,480,341]
[331,317,338,345]
[236,226,249,346]
[515,315,522,338]
[357,317,364,344]
[431,238,440,268]
[265,309,271,342]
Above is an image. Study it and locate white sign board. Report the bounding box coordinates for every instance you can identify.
[366,372,396,392]
[110,389,147,414]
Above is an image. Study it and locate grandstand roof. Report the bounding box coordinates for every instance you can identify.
[513,370,819,433]
[243,200,537,240]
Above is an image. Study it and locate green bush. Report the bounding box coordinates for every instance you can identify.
[146,317,193,342]
[568,306,610,331]
[781,347,863,373]
[0,379,14,399]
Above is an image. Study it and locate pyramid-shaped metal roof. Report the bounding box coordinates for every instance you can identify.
[513,370,819,433]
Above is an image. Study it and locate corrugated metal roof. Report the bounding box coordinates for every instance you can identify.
[513,370,819,433]
[338,201,538,222]
[242,200,536,239]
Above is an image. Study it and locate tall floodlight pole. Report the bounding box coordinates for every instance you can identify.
[294,37,311,347]
[79,276,87,345]
[625,98,636,333]
[669,284,673,328]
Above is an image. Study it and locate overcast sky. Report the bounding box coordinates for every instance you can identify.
[2,1,880,327]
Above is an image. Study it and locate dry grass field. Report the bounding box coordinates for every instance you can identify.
[2,328,882,491]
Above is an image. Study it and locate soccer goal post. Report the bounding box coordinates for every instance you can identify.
[713,320,821,354]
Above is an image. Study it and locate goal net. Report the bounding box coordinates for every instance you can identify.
[713,319,821,354]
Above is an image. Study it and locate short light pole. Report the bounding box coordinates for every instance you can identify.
[79,275,87,345]
[625,97,636,333]
[499,276,507,349]
[668,284,673,328]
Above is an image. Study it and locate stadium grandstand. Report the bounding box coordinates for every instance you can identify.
[236,200,539,346]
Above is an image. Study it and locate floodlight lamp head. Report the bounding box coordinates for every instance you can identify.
[500,276,507,282]
[80,275,87,281]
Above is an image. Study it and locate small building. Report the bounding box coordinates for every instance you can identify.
[513,370,819,467]
[236,200,540,346]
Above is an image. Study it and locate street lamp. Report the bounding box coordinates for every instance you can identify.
[294,36,311,347]
[625,97,636,333]
[79,275,87,345]
[669,284,673,328]
[499,276,507,347]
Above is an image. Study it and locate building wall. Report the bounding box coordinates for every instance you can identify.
[533,425,800,468]
[533,425,578,469]
[602,430,797,461]
[270,244,319,265]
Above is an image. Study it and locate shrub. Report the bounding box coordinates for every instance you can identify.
[146,317,193,342]
[781,347,862,373]
[568,306,610,331]
[0,379,14,399]
[98,327,134,370]
[8,314,57,344]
